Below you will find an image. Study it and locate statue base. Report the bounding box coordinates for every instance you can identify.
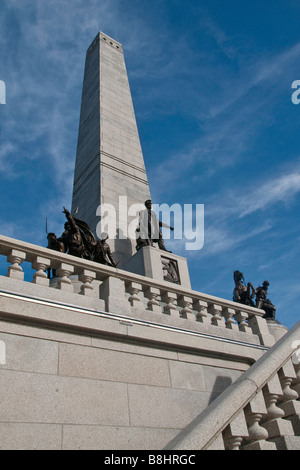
[266,318,289,341]
[123,245,191,289]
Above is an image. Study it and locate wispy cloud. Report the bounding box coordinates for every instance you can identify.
[237,172,300,217]
[172,161,300,260]
[201,220,273,257]
[0,143,18,176]
[1,0,161,243]
[0,2,110,224]
[147,22,300,201]
[206,165,300,220]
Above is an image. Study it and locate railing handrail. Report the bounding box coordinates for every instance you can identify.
[165,320,300,450]
[0,234,265,317]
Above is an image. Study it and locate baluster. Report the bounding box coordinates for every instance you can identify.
[145,287,161,313]
[234,310,251,333]
[79,269,96,297]
[207,303,223,327]
[292,362,300,397]
[288,362,300,435]
[162,291,178,316]
[128,282,143,308]
[242,391,276,450]
[223,411,249,450]
[193,299,210,324]
[32,256,51,286]
[56,262,74,292]
[6,249,26,280]
[222,307,239,330]
[262,374,294,441]
[278,360,300,419]
[178,295,194,321]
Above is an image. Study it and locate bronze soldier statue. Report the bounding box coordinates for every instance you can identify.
[47,232,66,253]
[47,208,118,270]
[255,280,276,320]
[46,232,66,278]
[233,270,256,307]
[61,208,95,259]
[233,272,277,320]
[93,233,117,267]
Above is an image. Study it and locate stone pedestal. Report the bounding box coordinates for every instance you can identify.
[267,319,289,342]
[123,245,191,289]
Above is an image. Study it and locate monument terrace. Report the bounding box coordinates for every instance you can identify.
[0,32,299,451]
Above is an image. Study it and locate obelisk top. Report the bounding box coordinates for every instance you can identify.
[87,32,123,56]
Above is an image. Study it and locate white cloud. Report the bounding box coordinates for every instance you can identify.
[198,220,273,257]
[238,172,300,217]
[0,221,19,239]
[0,143,18,176]
[203,161,300,223]
[148,34,300,201]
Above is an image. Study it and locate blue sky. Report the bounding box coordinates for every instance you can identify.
[1,0,300,329]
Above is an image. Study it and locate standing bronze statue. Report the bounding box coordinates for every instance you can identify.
[137,199,174,252]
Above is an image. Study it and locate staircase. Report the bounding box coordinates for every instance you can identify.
[166,320,300,450]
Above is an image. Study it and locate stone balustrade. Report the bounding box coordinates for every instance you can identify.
[165,320,300,450]
[1,234,299,450]
[0,234,274,347]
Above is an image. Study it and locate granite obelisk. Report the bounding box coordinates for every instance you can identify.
[71,32,151,266]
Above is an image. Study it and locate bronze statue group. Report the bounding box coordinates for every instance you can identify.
[46,205,277,321]
[233,270,276,320]
[47,201,173,268]
[47,207,117,269]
